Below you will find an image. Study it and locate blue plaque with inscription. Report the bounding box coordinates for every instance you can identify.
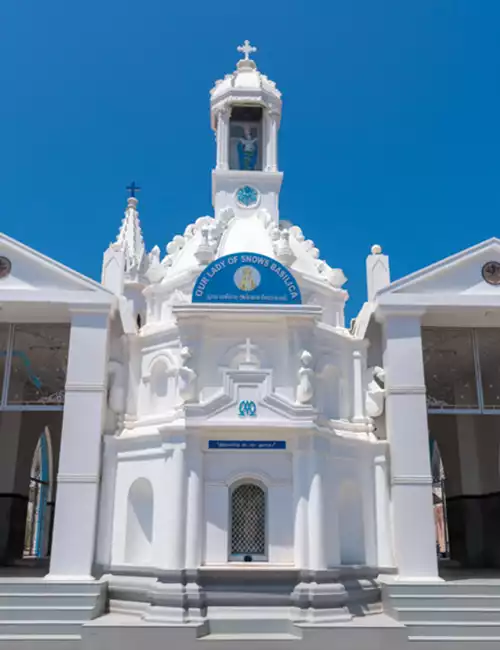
[192,253,301,305]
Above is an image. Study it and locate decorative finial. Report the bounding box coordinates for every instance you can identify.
[237,40,257,61]
[126,181,141,198]
[371,244,382,255]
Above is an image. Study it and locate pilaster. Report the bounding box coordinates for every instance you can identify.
[47,308,110,580]
[293,442,309,568]
[382,309,439,580]
[308,443,326,570]
[185,434,203,568]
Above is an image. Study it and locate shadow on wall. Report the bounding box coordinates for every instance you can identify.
[125,478,154,565]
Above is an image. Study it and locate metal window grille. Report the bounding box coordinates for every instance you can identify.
[230,483,266,556]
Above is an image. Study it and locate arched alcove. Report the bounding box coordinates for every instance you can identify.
[24,427,54,558]
[317,361,340,420]
[339,479,365,565]
[124,478,154,565]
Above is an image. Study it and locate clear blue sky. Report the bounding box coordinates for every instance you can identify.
[1,1,499,318]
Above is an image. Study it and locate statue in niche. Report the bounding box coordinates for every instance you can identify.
[106,359,126,432]
[365,366,386,418]
[237,125,258,170]
[178,347,198,403]
[296,350,314,405]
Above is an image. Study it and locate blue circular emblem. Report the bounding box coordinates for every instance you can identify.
[236,185,259,207]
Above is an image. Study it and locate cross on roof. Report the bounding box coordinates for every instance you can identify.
[126,181,141,198]
[237,40,257,61]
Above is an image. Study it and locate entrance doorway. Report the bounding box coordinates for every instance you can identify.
[424,326,500,569]
[24,427,54,559]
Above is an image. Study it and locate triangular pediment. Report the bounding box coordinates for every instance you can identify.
[0,233,113,300]
[185,367,315,427]
[380,238,500,298]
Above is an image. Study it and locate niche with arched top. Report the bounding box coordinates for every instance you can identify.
[316,362,340,420]
[339,479,366,565]
[124,478,154,565]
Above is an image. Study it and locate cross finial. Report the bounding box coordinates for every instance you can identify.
[237,40,257,61]
[126,181,141,198]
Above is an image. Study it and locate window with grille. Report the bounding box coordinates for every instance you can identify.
[230,482,266,559]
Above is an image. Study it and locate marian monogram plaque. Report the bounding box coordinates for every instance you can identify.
[192,252,302,305]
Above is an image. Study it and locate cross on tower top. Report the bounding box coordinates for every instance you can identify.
[126,181,141,198]
[237,40,257,61]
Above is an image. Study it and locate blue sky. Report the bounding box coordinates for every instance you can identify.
[1,0,499,318]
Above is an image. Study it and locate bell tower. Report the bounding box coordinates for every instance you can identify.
[210,41,283,224]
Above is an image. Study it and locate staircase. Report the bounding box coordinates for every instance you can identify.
[383,577,500,647]
[0,578,106,649]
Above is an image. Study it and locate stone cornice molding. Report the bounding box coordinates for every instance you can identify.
[392,474,432,486]
[68,304,113,316]
[385,385,426,396]
[173,303,322,323]
[57,473,100,484]
[65,382,107,393]
[375,305,427,324]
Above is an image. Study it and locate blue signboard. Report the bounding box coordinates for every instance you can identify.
[192,253,301,305]
[209,440,287,450]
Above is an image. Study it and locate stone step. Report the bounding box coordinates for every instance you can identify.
[386,582,500,596]
[0,593,98,608]
[397,607,500,623]
[0,605,95,621]
[0,580,102,596]
[407,621,500,639]
[0,620,84,636]
[387,593,500,610]
[0,635,81,650]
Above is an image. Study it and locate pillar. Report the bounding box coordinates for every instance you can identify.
[293,443,309,568]
[308,445,326,570]
[374,448,394,567]
[352,349,366,422]
[47,308,110,580]
[265,110,278,172]
[216,108,230,170]
[185,435,203,568]
[382,310,439,580]
[159,438,187,569]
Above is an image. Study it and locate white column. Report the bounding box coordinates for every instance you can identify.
[352,349,365,422]
[382,310,439,580]
[374,448,394,567]
[162,441,187,569]
[216,108,230,170]
[308,446,326,570]
[185,435,203,568]
[267,111,278,172]
[293,445,309,568]
[47,309,109,580]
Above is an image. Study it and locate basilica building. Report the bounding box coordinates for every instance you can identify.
[0,42,500,650]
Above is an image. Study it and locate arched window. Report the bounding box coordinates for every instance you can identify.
[230,482,266,561]
[430,439,450,558]
[24,427,54,558]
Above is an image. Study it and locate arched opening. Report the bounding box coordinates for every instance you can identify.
[229,105,263,171]
[23,427,54,558]
[124,478,154,565]
[230,481,267,561]
[430,439,450,559]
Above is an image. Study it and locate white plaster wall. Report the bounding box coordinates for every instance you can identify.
[111,455,164,567]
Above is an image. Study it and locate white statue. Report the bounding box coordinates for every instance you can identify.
[296,350,314,405]
[365,366,386,417]
[237,125,258,170]
[178,347,198,403]
[108,360,126,415]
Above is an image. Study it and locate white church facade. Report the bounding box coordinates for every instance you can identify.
[1,42,500,649]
